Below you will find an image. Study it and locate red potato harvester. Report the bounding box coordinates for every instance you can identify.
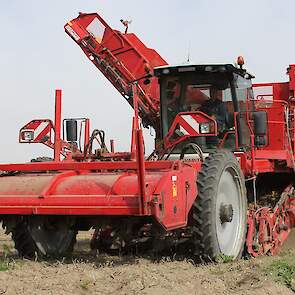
[0,12,295,260]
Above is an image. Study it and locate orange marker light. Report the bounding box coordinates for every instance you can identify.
[237,56,245,67]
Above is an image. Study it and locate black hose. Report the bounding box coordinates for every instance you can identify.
[180,143,204,161]
[84,129,109,159]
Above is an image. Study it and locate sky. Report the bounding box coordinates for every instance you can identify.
[0,0,294,163]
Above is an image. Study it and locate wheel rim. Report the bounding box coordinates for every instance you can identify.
[215,166,245,257]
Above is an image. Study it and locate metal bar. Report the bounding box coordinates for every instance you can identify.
[110,139,115,153]
[136,129,146,214]
[0,160,173,172]
[132,84,147,215]
[84,118,90,154]
[253,83,275,87]
[250,134,255,174]
[0,207,140,216]
[0,194,141,215]
[133,84,140,129]
[54,89,62,161]
[130,116,136,160]
[0,194,138,199]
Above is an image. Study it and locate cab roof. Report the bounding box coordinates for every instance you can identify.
[154,63,254,79]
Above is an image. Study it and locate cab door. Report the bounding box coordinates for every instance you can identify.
[233,73,254,149]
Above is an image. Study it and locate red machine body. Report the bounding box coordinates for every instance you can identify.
[1,12,295,259]
[0,86,199,231]
[0,163,198,230]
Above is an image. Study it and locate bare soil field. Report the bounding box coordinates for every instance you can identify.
[0,229,294,295]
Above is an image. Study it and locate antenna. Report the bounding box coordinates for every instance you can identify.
[187,42,191,63]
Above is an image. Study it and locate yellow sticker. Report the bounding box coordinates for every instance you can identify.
[172,175,177,198]
[172,183,177,197]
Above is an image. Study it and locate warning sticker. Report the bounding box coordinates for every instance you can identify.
[65,25,80,41]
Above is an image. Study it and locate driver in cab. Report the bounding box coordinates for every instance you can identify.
[184,86,227,134]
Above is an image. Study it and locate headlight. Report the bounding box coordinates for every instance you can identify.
[21,130,34,142]
[199,122,211,134]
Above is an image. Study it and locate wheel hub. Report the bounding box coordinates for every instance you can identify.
[219,203,233,223]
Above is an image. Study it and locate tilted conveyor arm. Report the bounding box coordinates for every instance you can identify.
[65,13,168,130]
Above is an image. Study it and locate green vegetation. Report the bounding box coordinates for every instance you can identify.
[80,280,91,291]
[215,254,234,264]
[265,256,295,291]
[0,258,14,272]
[0,261,9,271]
[2,243,12,258]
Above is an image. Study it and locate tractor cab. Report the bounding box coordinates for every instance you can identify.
[154,61,256,152]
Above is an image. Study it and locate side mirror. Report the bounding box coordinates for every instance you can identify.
[65,119,78,142]
[253,111,267,146]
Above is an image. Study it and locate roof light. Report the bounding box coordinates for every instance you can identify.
[237,56,245,69]
[178,66,196,72]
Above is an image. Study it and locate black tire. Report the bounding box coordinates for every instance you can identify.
[5,158,75,259]
[27,220,77,257]
[192,150,247,262]
[11,222,38,258]
[8,218,77,259]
